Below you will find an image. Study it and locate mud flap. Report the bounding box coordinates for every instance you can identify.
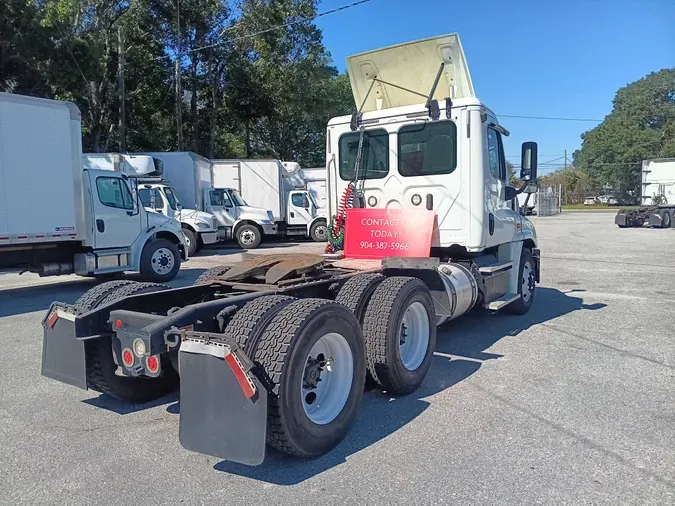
[178,338,267,466]
[41,304,88,390]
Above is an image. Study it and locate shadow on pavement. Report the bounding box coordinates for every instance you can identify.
[212,287,606,485]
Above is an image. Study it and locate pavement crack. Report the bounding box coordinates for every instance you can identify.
[542,323,674,370]
[468,382,675,491]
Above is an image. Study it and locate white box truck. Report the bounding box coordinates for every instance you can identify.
[212,159,328,243]
[84,153,220,256]
[145,152,277,249]
[296,166,327,210]
[0,92,187,281]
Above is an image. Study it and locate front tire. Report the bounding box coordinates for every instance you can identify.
[503,247,535,315]
[362,277,436,395]
[661,210,671,229]
[236,224,262,249]
[253,299,366,457]
[183,228,198,256]
[310,220,328,242]
[139,238,181,282]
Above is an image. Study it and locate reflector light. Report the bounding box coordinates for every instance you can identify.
[47,311,59,328]
[114,319,123,329]
[146,355,160,373]
[122,348,134,367]
[224,353,256,399]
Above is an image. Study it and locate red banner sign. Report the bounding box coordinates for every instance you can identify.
[343,208,435,259]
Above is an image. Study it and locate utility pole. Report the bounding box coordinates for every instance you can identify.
[175,58,184,150]
[564,149,567,170]
[117,26,126,152]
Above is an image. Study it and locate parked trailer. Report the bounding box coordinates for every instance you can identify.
[39,33,542,465]
[615,158,675,228]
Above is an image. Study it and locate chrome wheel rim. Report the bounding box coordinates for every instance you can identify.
[314,225,327,241]
[151,248,174,275]
[301,332,353,425]
[240,229,256,246]
[399,301,430,371]
[522,261,534,302]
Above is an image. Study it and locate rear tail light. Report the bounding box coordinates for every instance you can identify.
[146,355,160,374]
[122,348,134,368]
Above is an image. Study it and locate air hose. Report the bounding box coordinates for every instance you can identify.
[326,183,355,252]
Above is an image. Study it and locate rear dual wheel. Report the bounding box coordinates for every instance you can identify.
[225,297,365,457]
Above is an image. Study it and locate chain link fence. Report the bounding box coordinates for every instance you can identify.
[535,185,562,216]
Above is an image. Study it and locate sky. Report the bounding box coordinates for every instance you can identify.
[315,0,675,173]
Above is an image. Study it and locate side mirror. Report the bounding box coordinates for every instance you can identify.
[503,185,517,201]
[520,141,538,183]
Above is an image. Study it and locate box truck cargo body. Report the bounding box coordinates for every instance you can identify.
[0,92,186,281]
[212,159,328,243]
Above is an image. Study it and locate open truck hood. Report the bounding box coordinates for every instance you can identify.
[346,33,475,112]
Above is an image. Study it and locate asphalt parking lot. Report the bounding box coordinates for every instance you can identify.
[1,213,674,504]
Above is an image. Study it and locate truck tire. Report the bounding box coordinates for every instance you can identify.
[310,220,328,242]
[362,277,436,395]
[183,228,198,256]
[661,210,671,229]
[236,224,262,249]
[253,299,366,457]
[224,295,296,355]
[139,238,181,282]
[503,247,535,315]
[194,265,231,285]
[85,281,179,402]
[335,274,385,324]
[74,280,136,313]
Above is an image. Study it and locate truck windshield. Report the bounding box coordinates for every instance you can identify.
[229,189,247,206]
[339,129,389,181]
[163,187,180,210]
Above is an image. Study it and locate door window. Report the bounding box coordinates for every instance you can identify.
[96,177,134,210]
[398,121,457,176]
[487,128,507,181]
[291,193,309,208]
[210,189,233,207]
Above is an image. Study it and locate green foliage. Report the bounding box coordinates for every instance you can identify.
[0,0,354,164]
[573,69,675,199]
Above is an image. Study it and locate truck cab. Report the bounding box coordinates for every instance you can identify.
[204,187,277,249]
[326,33,539,312]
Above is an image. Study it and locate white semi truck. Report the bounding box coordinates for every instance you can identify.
[146,152,277,249]
[83,153,220,256]
[212,159,328,242]
[41,33,540,466]
[0,92,187,281]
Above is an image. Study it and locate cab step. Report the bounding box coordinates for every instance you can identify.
[487,293,519,310]
[479,262,513,276]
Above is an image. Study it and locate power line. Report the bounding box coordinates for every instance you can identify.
[499,114,603,122]
[152,0,375,61]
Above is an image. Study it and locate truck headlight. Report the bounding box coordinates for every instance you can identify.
[196,221,210,229]
[260,220,273,225]
[267,211,274,222]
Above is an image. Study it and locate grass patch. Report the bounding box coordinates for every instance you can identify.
[562,204,640,211]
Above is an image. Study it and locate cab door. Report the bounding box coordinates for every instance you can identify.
[288,191,312,225]
[89,172,141,249]
[485,126,519,246]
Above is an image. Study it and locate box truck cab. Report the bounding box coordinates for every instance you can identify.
[212,159,328,243]
[0,93,187,281]
[84,153,219,256]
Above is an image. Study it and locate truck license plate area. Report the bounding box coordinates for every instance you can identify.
[41,305,88,390]
[178,339,267,466]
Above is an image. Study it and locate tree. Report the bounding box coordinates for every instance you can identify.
[573,69,675,199]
